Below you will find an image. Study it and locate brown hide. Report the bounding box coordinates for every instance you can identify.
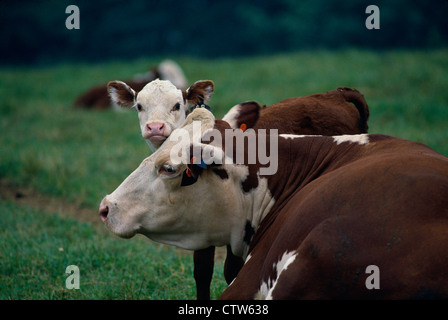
[254,87,369,134]
[219,134,448,299]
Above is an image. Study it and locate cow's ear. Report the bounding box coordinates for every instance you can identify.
[107,81,137,108]
[181,167,198,186]
[180,155,208,187]
[222,101,261,130]
[185,80,215,106]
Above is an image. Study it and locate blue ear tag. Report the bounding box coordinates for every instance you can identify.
[197,159,207,169]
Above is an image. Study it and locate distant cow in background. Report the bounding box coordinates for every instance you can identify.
[73,60,188,109]
[106,76,371,299]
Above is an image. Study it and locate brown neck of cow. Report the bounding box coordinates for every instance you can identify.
[239,134,365,254]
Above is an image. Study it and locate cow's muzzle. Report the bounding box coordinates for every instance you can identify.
[99,199,109,222]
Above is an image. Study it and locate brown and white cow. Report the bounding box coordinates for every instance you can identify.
[74,60,188,110]
[99,108,448,299]
[194,86,370,299]
[107,82,370,299]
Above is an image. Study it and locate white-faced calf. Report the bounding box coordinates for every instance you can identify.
[108,79,214,151]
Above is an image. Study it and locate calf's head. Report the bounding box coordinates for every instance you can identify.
[108,79,214,151]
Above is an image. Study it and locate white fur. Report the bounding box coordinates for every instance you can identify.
[333,134,369,145]
[109,78,214,152]
[222,103,243,129]
[136,79,186,151]
[279,134,310,140]
[255,251,298,300]
[281,133,370,146]
[108,80,136,110]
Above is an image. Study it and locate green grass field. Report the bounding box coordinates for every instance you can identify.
[0,201,227,299]
[1,49,447,299]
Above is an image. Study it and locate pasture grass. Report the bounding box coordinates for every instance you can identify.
[1,49,447,299]
[0,201,227,299]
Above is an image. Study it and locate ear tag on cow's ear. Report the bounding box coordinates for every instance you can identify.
[197,159,207,169]
[190,156,207,169]
[240,123,247,132]
[181,168,198,187]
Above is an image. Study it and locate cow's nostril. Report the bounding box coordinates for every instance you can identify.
[99,204,109,222]
[146,122,165,135]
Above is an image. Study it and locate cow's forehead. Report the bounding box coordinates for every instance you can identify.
[137,79,183,107]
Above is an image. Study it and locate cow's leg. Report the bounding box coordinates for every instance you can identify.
[193,246,215,300]
[223,245,244,284]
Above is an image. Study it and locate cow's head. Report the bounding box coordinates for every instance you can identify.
[107,79,214,151]
[99,108,272,256]
[221,100,261,131]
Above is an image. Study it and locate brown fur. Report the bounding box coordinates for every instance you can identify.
[218,133,448,299]
[254,87,369,134]
[185,80,215,109]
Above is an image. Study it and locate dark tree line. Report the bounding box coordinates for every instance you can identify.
[1,0,447,65]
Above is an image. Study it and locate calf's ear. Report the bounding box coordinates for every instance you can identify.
[222,101,261,130]
[107,81,137,108]
[185,80,215,106]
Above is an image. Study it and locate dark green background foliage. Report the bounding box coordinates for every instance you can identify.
[1,0,447,65]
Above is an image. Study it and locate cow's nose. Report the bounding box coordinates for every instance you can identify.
[146,122,165,135]
[99,203,109,222]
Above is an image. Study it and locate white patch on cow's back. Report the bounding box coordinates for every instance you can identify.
[333,134,369,145]
[279,134,311,140]
[254,250,298,300]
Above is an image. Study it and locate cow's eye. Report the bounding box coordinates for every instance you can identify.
[136,104,143,112]
[171,103,181,112]
[159,164,178,176]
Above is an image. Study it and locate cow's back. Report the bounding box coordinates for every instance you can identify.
[254,87,369,135]
[221,136,448,299]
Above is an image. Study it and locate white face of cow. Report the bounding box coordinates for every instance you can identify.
[108,79,214,151]
[135,80,185,150]
[99,109,255,254]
